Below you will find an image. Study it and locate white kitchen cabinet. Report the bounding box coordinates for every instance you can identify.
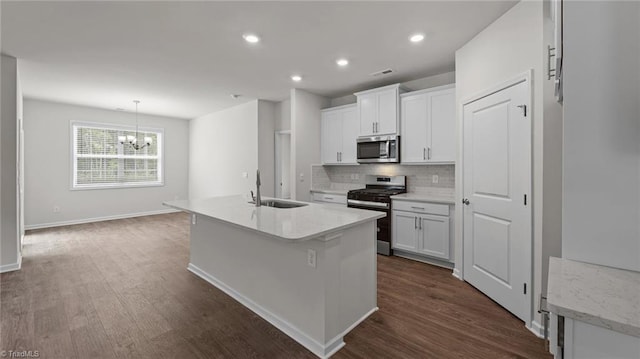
[355,84,403,137]
[556,318,640,359]
[321,104,358,165]
[311,192,347,205]
[392,200,451,261]
[392,211,418,251]
[417,215,450,259]
[400,85,456,164]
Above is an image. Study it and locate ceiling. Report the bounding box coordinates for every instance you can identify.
[2,1,516,119]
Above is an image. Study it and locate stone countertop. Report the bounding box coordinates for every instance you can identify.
[164,195,385,242]
[547,257,640,337]
[390,192,456,205]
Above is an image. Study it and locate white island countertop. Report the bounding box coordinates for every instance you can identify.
[164,195,385,242]
[547,257,640,337]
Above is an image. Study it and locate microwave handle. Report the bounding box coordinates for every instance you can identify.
[386,140,390,158]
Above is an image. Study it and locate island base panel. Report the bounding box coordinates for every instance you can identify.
[188,215,378,358]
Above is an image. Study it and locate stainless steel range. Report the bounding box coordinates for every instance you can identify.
[347,175,406,255]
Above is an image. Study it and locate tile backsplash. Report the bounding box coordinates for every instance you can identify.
[312,164,455,193]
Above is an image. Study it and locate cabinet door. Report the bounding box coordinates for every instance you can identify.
[401,94,429,163]
[358,93,377,136]
[427,89,456,162]
[321,111,342,164]
[392,211,418,252]
[417,214,450,260]
[377,88,398,135]
[340,107,359,164]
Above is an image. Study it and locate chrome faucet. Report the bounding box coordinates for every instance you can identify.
[255,169,261,207]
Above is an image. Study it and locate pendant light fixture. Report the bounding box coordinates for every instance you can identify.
[118,100,152,150]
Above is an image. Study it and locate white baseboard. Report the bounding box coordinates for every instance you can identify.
[188,263,374,359]
[0,253,22,273]
[24,208,180,230]
[452,267,463,280]
[527,320,545,339]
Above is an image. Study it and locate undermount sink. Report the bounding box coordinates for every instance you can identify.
[249,199,308,209]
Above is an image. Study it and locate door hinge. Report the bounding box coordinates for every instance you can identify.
[524,283,527,295]
[524,194,527,206]
[517,104,527,117]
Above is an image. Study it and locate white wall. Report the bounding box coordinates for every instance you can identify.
[189,100,258,200]
[23,99,189,228]
[455,0,561,331]
[291,89,329,201]
[562,1,640,271]
[1,54,21,271]
[329,71,456,107]
[275,98,291,131]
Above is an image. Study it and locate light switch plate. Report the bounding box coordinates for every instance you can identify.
[307,249,316,268]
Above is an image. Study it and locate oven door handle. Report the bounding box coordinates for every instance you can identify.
[347,199,389,209]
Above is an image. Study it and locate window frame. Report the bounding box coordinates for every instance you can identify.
[70,121,165,190]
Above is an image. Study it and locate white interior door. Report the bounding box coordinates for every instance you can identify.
[462,79,531,322]
[275,132,291,199]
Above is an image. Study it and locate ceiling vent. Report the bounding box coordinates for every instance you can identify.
[370,68,394,77]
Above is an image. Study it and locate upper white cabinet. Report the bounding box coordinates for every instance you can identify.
[321,104,358,165]
[400,85,456,164]
[355,84,403,137]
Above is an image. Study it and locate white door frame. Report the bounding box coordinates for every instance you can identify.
[274,130,291,198]
[459,70,533,326]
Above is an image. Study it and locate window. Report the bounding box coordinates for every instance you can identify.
[71,122,163,189]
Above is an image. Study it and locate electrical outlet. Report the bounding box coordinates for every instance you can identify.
[299,173,305,182]
[432,175,439,184]
[53,205,60,213]
[307,249,316,268]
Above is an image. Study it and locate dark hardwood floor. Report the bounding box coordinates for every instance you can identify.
[1,213,550,358]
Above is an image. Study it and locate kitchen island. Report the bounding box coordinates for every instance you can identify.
[163,195,385,358]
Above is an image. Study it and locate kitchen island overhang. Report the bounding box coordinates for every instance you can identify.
[164,196,385,358]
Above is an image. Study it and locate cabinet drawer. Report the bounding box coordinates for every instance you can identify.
[392,200,448,216]
[312,193,347,205]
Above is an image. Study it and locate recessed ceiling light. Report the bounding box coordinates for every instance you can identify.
[336,58,349,67]
[291,75,302,82]
[410,33,425,43]
[243,34,260,43]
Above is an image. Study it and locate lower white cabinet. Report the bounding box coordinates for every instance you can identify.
[552,316,640,359]
[392,200,451,261]
[311,192,347,205]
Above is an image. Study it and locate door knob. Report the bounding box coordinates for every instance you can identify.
[462,198,470,205]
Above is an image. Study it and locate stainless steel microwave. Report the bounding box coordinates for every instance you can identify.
[357,135,400,163]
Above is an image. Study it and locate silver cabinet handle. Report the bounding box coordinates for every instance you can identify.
[414,217,417,229]
[427,147,431,160]
[325,196,334,200]
[419,218,422,230]
[339,152,342,162]
[411,206,425,210]
[372,122,375,133]
[423,148,426,160]
[337,152,339,162]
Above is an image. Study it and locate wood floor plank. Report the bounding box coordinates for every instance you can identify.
[0,213,551,359]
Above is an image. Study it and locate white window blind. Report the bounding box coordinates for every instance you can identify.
[71,122,163,189]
